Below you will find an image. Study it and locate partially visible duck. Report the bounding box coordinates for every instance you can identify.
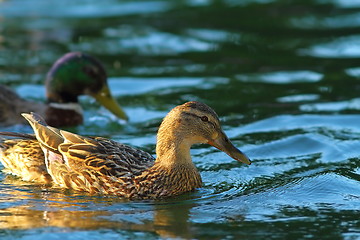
[0,101,251,199]
[0,52,128,127]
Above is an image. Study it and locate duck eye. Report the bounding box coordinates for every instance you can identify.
[200,116,208,122]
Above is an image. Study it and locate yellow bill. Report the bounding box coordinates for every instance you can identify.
[91,85,128,121]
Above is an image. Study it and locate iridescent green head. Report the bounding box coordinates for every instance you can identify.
[45,52,128,120]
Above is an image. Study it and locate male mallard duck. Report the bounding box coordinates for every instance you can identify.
[0,101,251,199]
[0,52,128,127]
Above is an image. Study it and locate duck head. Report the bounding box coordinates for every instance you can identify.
[156,101,251,165]
[45,52,128,121]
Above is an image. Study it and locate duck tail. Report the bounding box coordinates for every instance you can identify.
[0,132,37,140]
[21,112,64,152]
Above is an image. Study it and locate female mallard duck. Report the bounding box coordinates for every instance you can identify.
[0,101,251,199]
[0,52,128,127]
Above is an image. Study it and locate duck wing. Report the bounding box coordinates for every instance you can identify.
[22,112,155,193]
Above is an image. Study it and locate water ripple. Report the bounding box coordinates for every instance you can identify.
[299,35,360,58]
[235,71,323,84]
[0,1,172,18]
[238,114,360,135]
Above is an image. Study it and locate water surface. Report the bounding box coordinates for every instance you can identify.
[0,0,359,239]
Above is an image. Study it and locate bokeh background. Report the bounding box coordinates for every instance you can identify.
[0,0,359,239]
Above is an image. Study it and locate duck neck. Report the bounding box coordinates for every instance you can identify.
[45,103,83,127]
[155,136,194,168]
[155,117,196,169]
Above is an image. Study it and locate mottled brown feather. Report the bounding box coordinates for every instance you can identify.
[0,138,51,183]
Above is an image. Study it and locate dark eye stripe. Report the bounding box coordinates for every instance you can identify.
[182,112,216,128]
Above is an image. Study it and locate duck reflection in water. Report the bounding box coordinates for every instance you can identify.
[0,177,195,239]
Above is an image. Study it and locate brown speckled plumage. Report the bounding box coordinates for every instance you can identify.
[0,136,51,184]
[0,101,251,199]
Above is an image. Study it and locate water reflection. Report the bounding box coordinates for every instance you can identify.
[153,203,194,239]
[0,1,172,18]
[300,98,360,112]
[291,13,360,29]
[239,114,360,135]
[186,28,240,43]
[277,94,320,103]
[330,0,360,8]
[299,35,360,58]
[345,67,360,78]
[77,26,216,56]
[0,177,194,239]
[235,71,323,84]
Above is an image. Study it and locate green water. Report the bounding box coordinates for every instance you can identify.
[0,0,360,239]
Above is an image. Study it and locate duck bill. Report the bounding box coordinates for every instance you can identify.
[92,85,128,121]
[208,133,251,165]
